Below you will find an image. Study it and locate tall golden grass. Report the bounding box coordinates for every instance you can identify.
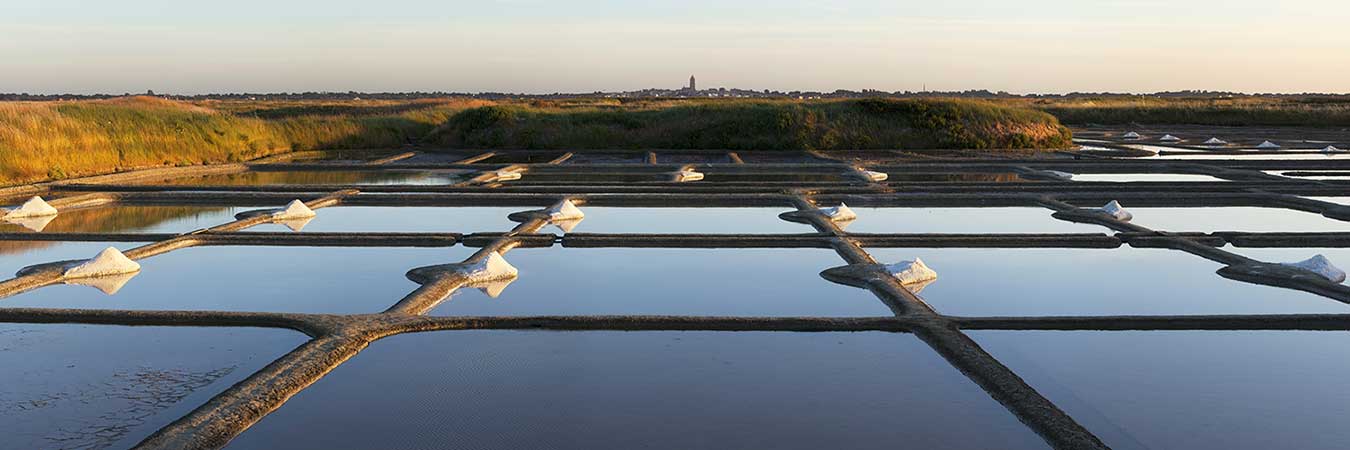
[0,97,485,185]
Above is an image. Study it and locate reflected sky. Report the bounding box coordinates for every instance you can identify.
[0,205,244,234]
[865,247,1348,316]
[0,246,471,313]
[0,241,122,277]
[246,206,522,233]
[1226,247,1350,271]
[974,330,1350,450]
[433,248,891,317]
[844,207,1107,234]
[1125,207,1347,232]
[570,207,808,234]
[2,324,304,450]
[229,330,1047,450]
[1069,173,1227,182]
[146,170,466,186]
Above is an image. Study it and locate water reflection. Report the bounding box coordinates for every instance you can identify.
[974,330,1350,450]
[229,331,1048,450]
[865,247,1348,316]
[571,207,809,234]
[433,248,891,317]
[2,324,304,450]
[1124,207,1347,232]
[0,206,243,238]
[841,208,1106,234]
[245,207,522,233]
[143,170,466,186]
[1,246,471,314]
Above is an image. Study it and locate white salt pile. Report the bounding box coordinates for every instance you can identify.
[271,200,317,220]
[1122,131,1142,139]
[2,196,58,219]
[463,251,519,284]
[886,258,938,286]
[1256,141,1281,150]
[860,170,888,182]
[1159,134,1181,142]
[1282,255,1346,283]
[673,169,704,182]
[546,199,585,221]
[64,247,141,279]
[1098,200,1133,222]
[1323,146,1342,153]
[819,203,858,222]
[1204,137,1228,145]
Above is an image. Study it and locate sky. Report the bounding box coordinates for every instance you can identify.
[2,0,1348,95]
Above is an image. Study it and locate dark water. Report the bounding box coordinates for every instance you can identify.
[0,246,470,314]
[432,248,890,317]
[864,247,1347,316]
[1,324,305,450]
[843,207,1108,234]
[227,331,1048,450]
[973,330,1350,450]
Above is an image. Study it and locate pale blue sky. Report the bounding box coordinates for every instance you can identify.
[2,0,1347,94]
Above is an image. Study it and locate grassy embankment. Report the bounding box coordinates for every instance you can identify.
[0,97,1071,186]
[1017,96,1350,127]
[0,97,485,185]
[427,98,1073,151]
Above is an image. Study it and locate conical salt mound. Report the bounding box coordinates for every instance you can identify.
[673,169,704,182]
[1098,200,1133,222]
[1122,131,1142,139]
[464,251,519,283]
[860,170,888,182]
[1323,146,1342,153]
[1204,137,1227,145]
[3,196,59,219]
[820,203,858,222]
[1159,134,1181,142]
[1282,255,1347,283]
[64,247,142,279]
[886,258,938,287]
[272,200,317,220]
[546,199,585,221]
[1256,140,1281,149]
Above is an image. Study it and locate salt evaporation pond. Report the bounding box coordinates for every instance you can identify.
[227,331,1048,450]
[840,207,1107,234]
[0,205,246,234]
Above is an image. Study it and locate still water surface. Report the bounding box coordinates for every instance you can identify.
[228,331,1049,450]
[2,324,304,450]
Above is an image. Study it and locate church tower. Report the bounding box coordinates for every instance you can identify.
[688,75,696,91]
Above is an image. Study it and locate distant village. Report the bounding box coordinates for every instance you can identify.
[1,76,1343,101]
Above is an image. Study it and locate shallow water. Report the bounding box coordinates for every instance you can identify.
[864,247,1347,316]
[1123,206,1347,232]
[246,206,523,233]
[1069,173,1227,182]
[567,207,809,234]
[432,248,891,317]
[228,331,1048,450]
[973,330,1350,450]
[1226,247,1350,272]
[2,324,305,450]
[841,207,1107,234]
[0,205,245,234]
[146,170,467,186]
[0,241,125,278]
[0,246,471,314]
